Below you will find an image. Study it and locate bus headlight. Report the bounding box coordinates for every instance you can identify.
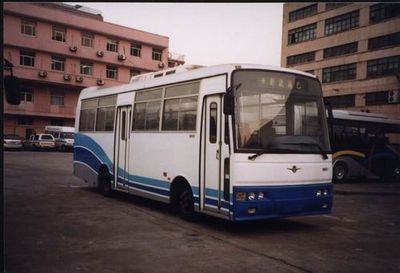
[247,192,256,201]
[323,189,329,196]
[316,190,322,197]
[236,192,246,202]
[257,192,264,200]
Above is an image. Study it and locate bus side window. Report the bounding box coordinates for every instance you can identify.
[121,111,126,140]
[210,102,217,143]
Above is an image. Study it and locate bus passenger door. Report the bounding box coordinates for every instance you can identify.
[114,105,131,191]
[202,95,229,216]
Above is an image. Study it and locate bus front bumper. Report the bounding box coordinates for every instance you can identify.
[232,183,333,221]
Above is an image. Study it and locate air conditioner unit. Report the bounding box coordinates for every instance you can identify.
[118,53,126,61]
[96,50,104,57]
[75,76,83,83]
[63,74,71,81]
[97,79,105,86]
[69,46,78,52]
[38,71,47,78]
[388,90,400,103]
[158,62,164,68]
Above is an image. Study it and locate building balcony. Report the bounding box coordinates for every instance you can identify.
[12,66,126,88]
[4,102,76,119]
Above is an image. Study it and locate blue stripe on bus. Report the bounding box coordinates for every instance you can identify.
[74,133,112,168]
[74,147,102,173]
[117,177,170,197]
[74,133,231,209]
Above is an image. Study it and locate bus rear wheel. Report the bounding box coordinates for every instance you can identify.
[98,169,113,197]
[178,187,195,221]
[333,162,348,183]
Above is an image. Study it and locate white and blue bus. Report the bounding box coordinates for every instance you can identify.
[73,64,333,221]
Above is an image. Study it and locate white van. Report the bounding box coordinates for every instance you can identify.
[44,126,74,152]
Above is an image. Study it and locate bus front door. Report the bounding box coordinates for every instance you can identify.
[202,95,230,217]
[114,105,132,191]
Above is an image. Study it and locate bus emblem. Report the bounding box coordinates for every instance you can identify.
[288,165,301,173]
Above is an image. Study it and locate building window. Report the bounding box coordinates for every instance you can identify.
[51,93,65,106]
[289,4,317,22]
[18,117,33,125]
[287,51,315,66]
[325,95,355,108]
[130,69,140,78]
[323,42,358,59]
[367,56,400,78]
[21,19,36,36]
[152,48,163,61]
[81,32,94,47]
[368,32,400,51]
[370,3,400,23]
[52,26,66,42]
[325,10,359,36]
[106,39,119,52]
[20,88,33,103]
[19,50,35,67]
[106,65,118,79]
[322,63,357,83]
[51,119,63,126]
[51,56,65,71]
[288,23,316,45]
[365,90,400,105]
[80,61,93,75]
[130,43,141,57]
[325,3,349,11]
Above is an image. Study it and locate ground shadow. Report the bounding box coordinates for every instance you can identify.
[82,187,320,235]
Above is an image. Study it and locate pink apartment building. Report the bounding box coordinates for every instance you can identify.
[4,2,184,138]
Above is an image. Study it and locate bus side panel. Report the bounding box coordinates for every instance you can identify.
[129,133,199,203]
[73,132,114,187]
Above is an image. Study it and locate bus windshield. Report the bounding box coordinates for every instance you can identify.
[232,70,330,154]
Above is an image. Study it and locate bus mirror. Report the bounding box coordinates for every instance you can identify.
[4,75,21,105]
[223,93,234,115]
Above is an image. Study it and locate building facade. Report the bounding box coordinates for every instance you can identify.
[4,2,184,138]
[281,3,400,119]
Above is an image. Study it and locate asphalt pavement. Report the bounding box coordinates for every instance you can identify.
[4,151,400,273]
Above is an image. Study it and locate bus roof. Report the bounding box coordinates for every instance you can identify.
[78,63,317,100]
[332,110,400,126]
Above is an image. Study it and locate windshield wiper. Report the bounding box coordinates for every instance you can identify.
[280,142,328,160]
[247,144,293,161]
[248,151,266,161]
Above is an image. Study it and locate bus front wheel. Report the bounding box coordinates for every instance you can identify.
[333,162,348,183]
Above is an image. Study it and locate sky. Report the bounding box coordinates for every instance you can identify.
[68,3,284,67]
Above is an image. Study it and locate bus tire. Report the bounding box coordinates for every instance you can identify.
[98,168,113,197]
[333,162,348,183]
[178,187,195,221]
[387,163,400,182]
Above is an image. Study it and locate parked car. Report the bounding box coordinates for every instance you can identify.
[44,126,74,152]
[4,134,24,150]
[23,134,55,150]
